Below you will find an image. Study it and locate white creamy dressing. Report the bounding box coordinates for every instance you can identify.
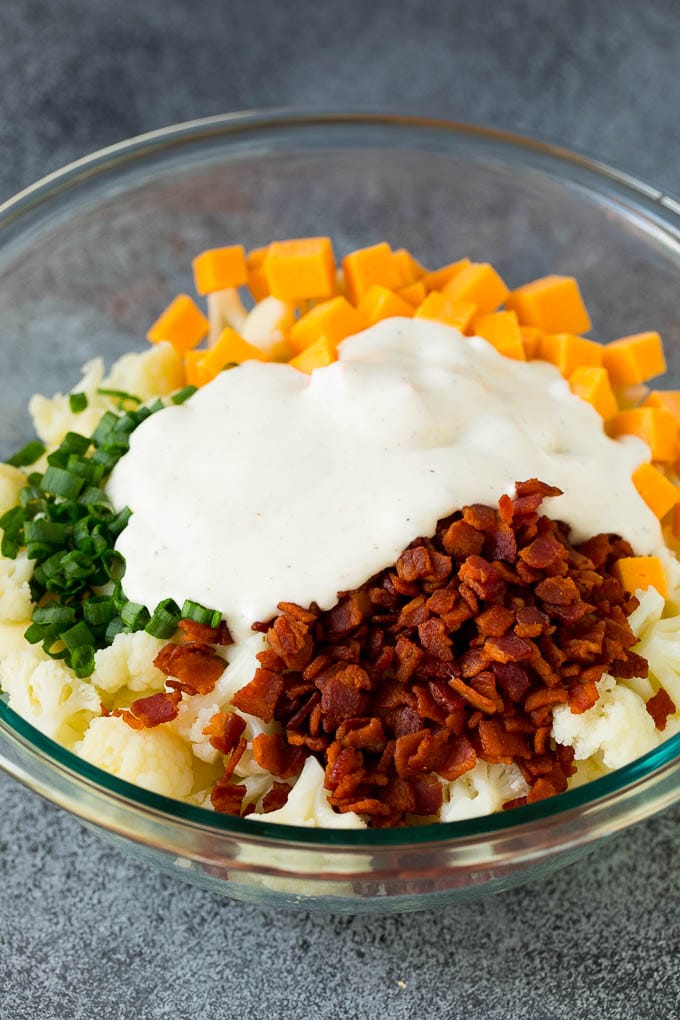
[108,319,662,642]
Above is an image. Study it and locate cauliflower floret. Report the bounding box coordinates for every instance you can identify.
[0,552,33,622]
[0,463,27,516]
[0,620,36,656]
[91,630,168,695]
[552,673,658,770]
[105,342,184,401]
[249,757,365,829]
[0,648,100,748]
[75,715,193,799]
[440,761,528,822]
[29,358,111,447]
[635,612,680,709]
[241,296,295,349]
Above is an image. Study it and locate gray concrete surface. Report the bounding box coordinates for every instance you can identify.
[1,1,680,1017]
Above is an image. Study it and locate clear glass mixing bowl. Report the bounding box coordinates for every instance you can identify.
[1,112,680,914]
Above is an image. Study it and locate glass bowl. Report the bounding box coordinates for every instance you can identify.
[1,111,680,914]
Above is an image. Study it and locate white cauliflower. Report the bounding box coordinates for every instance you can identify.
[207,288,248,344]
[0,552,33,622]
[105,341,184,401]
[28,343,184,448]
[552,673,659,770]
[249,756,365,829]
[634,611,680,710]
[91,630,168,695]
[241,296,295,350]
[440,761,528,822]
[0,648,100,748]
[0,463,27,515]
[75,715,193,799]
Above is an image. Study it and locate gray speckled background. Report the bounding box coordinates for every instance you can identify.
[2,2,680,1018]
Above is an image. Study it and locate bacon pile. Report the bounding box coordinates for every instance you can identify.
[201,478,651,825]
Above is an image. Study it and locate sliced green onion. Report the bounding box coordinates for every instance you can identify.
[146,598,181,638]
[171,386,197,405]
[104,616,126,643]
[90,412,119,448]
[109,506,132,537]
[24,519,67,546]
[82,597,117,628]
[69,393,88,413]
[7,441,46,468]
[120,601,150,631]
[46,450,69,469]
[181,599,222,628]
[96,388,142,406]
[32,604,77,628]
[60,432,91,457]
[41,467,84,500]
[60,620,95,653]
[71,644,95,677]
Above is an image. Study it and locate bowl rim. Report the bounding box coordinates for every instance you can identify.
[1,107,680,850]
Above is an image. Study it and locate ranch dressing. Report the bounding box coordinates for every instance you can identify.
[108,319,662,642]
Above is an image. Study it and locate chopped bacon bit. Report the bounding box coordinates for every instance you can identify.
[211,779,247,815]
[231,668,284,723]
[202,711,246,754]
[115,689,182,730]
[177,618,220,644]
[646,689,677,731]
[154,642,226,696]
[252,733,307,779]
[195,479,651,826]
[261,782,292,813]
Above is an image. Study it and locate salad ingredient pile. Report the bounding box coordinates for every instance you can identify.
[1,236,680,828]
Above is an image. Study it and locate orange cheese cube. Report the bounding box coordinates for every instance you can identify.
[422,258,470,292]
[442,262,509,315]
[538,333,603,377]
[147,294,209,354]
[200,327,265,382]
[505,275,591,334]
[247,247,271,302]
[192,246,248,295]
[342,242,400,304]
[398,280,428,307]
[391,248,425,286]
[520,326,543,360]
[184,350,210,388]
[358,286,414,326]
[289,296,363,354]
[568,366,618,420]
[266,337,295,363]
[474,311,526,361]
[603,331,666,386]
[642,390,680,419]
[264,237,336,301]
[289,335,337,373]
[612,556,668,598]
[609,407,678,463]
[414,292,476,332]
[632,462,680,520]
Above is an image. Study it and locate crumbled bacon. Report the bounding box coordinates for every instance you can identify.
[115,689,182,730]
[152,478,651,826]
[154,642,226,696]
[646,688,677,731]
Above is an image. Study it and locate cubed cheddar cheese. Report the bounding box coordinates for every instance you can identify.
[199,327,265,382]
[643,390,680,419]
[183,350,210,387]
[568,366,618,420]
[603,331,666,386]
[612,555,668,598]
[398,280,428,307]
[505,275,591,334]
[414,292,476,332]
[264,237,337,301]
[422,258,470,293]
[632,462,680,520]
[247,247,271,302]
[289,296,363,354]
[342,242,400,304]
[538,333,603,378]
[474,311,526,361]
[358,286,414,326]
[289,335,337,373]
[391,248,425,287]
[519,326,543,361]
[192,246,248,295]
[442,262,509,314]
[147,295,209,354]
[610,408,678,463]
